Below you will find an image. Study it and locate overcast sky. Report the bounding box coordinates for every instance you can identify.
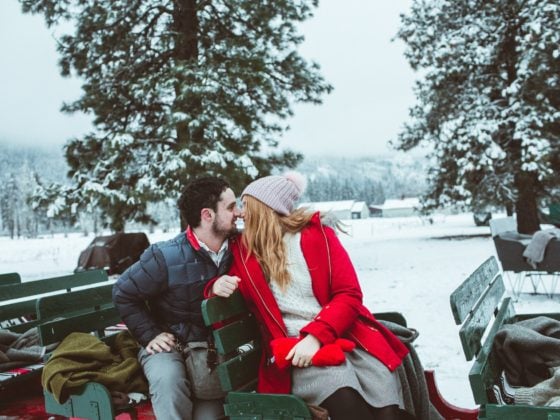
[0,1,415,157]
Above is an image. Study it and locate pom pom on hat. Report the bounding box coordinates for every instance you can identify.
[242,171,307,216]
[283,171,307,195]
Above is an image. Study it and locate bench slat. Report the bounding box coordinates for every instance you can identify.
[468,297,514,405]
[450,256,499,325]
[38,306,120,346]
[225,392,311,420]
[213,315,258,355]
[36,284,114,319]
[0,270,108,301]
[0,299,37,322]
[202,292,248,326]
[0,272,21,286]
[459,274,505,361]
[217,345,261,392]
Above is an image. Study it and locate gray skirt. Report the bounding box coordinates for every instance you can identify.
[291,349,404,408]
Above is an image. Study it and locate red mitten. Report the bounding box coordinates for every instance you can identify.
[270,337,357,369]
[270,337,299,369]
[334,338,356,352]
[311,343,345,366]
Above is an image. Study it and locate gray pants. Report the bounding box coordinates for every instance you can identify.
[138,347,224,420]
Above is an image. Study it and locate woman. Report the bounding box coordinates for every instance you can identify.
[208,173,411,419]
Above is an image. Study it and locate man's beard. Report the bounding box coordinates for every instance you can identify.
[212,218,238,239]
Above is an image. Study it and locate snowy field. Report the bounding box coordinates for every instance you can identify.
[1,212,559,408]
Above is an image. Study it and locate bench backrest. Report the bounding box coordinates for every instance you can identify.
[450,256,515,404]
[450,256,508,361]
[0,272,21,286]
[489,217,516,237]
[202,291,260,392]
[0,269,109,302]
[36,284,120,347]
[0,270,110,333]
[201,292,409,394]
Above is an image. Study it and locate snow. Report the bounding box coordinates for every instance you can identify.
[1,212,559,409]
[374,197,420,210]
[299,200,356,212]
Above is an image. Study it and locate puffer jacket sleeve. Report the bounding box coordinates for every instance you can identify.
[299,226,363,345]
[112,244,168,347]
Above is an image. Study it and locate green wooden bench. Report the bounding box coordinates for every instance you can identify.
[35,284,137,420]
[0,269,109,333]
[0,272,21,286]
[450,256,560,419]
[202,291,475,419]
[0,283,119,401]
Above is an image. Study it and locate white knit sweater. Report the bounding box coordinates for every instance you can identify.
[269,232,322,337]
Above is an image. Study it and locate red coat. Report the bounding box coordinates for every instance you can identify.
[207,213,409,394]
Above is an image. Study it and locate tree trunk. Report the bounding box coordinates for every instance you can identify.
[505,203,514,216]
[514,171,540,234]
[174,0,201,232]
[173,0,202,149]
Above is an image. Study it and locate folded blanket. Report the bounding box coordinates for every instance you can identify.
[494,316,560,387]
[0,327,52,372]
[379,320,443,420]
[523,228,560,269]
[42,330,148,403]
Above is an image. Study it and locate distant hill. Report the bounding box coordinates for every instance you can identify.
[296,153,428,204]
[0,143,428,207]
[0,143,69,184]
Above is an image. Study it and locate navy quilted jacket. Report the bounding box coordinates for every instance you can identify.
[112,231,232,347]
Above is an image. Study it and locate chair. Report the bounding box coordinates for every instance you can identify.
[489,217,560,299]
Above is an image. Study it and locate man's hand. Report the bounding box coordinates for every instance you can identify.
[212,275,241,297]
[286,334,321,368]
[146,332,176,355]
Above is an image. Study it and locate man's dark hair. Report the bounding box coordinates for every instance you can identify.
[178,177,230,228]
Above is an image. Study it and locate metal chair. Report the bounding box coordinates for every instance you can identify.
[489,217,560,299]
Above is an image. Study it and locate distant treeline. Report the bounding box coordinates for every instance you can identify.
[0,144,427,238]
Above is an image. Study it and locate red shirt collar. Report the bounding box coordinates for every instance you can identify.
[185,226,201,251]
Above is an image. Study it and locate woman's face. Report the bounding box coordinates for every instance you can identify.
[240,198,247,219]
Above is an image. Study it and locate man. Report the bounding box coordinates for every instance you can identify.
[113,176,240,419]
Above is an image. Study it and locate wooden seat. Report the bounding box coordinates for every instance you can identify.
[37,284,136,420]
[0,270,111,397]
[203,291,476,419]
[450,256,560,419]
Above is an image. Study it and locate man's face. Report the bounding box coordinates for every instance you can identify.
[211,188,240,239]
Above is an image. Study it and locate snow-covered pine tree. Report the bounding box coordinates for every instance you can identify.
[20,0,331,231]
[397,0,560,233]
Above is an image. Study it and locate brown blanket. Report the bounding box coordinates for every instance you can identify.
[42,330,148,403]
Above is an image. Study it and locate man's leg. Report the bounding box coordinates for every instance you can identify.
[138,347,192,419]
[193,398,225,420]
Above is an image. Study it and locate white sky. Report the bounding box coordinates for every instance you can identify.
[0,0,415,157]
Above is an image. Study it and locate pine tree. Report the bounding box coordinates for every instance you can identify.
[20,0,331,231]
[397,0,560,233]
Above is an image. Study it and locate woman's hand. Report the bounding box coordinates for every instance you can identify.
[212,275,241,297]
[286,334,321,368]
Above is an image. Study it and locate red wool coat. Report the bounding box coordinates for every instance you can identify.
[206,212,408,394]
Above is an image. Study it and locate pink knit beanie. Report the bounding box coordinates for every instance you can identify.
[242,172,307,216]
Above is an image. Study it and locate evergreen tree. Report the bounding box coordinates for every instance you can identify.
[0,174,20,239]
[20,0,331,231]
[397,0,560,233]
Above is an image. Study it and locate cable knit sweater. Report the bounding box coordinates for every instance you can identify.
[269,232,322,337]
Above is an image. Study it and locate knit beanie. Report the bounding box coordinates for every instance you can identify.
[242,172,307,216]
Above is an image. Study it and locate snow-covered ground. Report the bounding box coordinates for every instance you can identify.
[1,212,559,408]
